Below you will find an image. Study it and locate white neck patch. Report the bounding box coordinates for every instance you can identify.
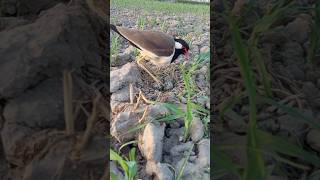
[175,41,183,49]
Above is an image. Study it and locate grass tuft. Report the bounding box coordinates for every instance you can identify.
[111,0,209,15]
[110,147,137,180]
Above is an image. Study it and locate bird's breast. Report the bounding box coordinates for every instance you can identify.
[140,49,174,66]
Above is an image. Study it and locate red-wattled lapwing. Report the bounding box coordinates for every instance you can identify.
[110,24,190,84]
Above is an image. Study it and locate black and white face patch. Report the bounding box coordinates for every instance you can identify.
[175,41,183,49]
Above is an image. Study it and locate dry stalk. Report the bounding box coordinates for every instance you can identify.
[73,94,100,158]
[130,83,134,104]
[133,90,142,111]
[63,70,74,135]
[139,106,150,124]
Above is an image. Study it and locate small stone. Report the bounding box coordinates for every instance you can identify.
[169,121,180,129]
[190,117,204,142]
[110,62,140,93]
[205,102,210,109]
[287,64,305,80]
[307,129,320,152]
[148,104,169,119]
[111,52,131,67]
[278,114,307,132]
[111,86,130,102]
[196,139,210,168]
[175,161,197,177]
[286,15,311,44]
[180,97,187,103]
[241,105,250,115]
[261,26,287,45]
[110,161,125,180]
[317,79,320,89]
[163,76,174,91]
[282,41,304,65]
[170,141,193,156]
[110,111,140,142]
[196,96,207,107]
[259,119,280,133]
[139,122,165,162]
[146,161,174,180]
[124,46,135,55]
[200,46,209,53]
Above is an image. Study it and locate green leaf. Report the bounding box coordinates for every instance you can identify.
[127,161,137,180]
[110,149,129,176]
[129,148,136,162]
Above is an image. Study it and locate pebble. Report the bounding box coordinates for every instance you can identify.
[146,161,174,180]
[110,111,140,142]
[139,122,165,162]
[190,117,204,142]
[307,129,320,152]
[200,46,209,53]
[317,79,320,89]
[286,14,311,44]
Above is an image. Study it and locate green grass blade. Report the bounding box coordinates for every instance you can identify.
[191,102,210,114]
[127,161,137,180]
[110,149,129,175]
[257,130,320,167]
[219,91,246,120]
[162,103,184,116]
[251,47,273,97]
[110,172,119,180]
[119,140,138,154]
[259,97,320,130]
[123,114,183,136]
[309,170,320,180]
[212,147,241,178]
[307,1,320,64]
[250,1,295,42]
[129,147,136,162]
[224,9,266,179]
[176,143,194,180]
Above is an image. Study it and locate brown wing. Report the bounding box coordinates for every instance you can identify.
[115,26,175,56]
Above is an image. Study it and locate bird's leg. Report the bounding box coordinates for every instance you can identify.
[137,55,163,84]
[141,92,155,104]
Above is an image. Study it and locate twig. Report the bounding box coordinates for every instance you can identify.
[73,94,100,158]
[139,106,150,123]
[63,70,74,135]
[134,90,142,111]
[130,83,134,104]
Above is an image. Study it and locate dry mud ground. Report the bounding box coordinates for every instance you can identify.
[213,0,320,179]
[110,3,210,180]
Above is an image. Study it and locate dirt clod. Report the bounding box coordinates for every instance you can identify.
[139,122,165,162]
[190,117,204,142]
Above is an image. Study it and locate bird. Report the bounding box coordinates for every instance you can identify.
[110,24,190,84]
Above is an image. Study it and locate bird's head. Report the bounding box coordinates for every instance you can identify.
[174,38,190,60]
